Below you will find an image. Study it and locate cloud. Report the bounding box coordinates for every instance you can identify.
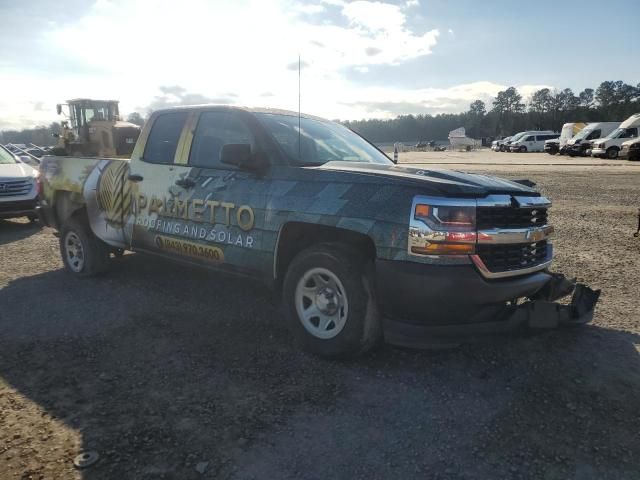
[340,81,553,119]
[144,86,237,113]
[0,0,549,129]
[0,0,442,128]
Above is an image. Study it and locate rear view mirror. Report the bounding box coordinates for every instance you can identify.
[221,144,266,171]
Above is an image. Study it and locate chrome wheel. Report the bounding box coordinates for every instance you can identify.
[295,267,348,339]
[64,231,85,273]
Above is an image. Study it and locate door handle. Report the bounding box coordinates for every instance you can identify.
[175,178,196,188]
[128,174,143,182]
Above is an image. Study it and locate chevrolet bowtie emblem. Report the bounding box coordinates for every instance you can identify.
[526,230,544,242]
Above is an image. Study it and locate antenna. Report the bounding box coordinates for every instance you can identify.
[298,54,301,163]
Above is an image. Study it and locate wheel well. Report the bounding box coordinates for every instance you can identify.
[53,191,87,228]
[274,222,376,285]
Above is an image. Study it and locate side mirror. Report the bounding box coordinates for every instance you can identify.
[56,104,62,115]
[220,144,266,171]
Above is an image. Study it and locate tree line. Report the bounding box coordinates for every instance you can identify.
[343,80,640,143]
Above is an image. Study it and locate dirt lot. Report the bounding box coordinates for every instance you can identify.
[1,152,640,479]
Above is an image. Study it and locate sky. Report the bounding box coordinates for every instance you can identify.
[1,0,639,130]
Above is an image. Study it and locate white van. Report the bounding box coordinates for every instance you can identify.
[565,122,620,157]
[510,131,559,152]
[590,114,640,159]
[503,130,552,152]
[544,123,586,155]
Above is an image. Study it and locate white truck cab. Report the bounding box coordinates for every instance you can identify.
[510,131,558,152]
[544,123,586,155]
[565,122,620,157]
[590,114,640,159]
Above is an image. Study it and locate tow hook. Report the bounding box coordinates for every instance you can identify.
[510,273,601,330]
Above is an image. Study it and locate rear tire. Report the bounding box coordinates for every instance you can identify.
[282,244,382,358]
[59,216,111,276]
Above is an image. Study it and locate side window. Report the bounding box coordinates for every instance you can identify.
[143,112,188,164]
[525,135,535,141]
[189,111,254,168]
[624,128,638,138]
[587,129,601,140]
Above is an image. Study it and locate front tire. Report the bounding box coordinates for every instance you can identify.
[606,147,619,159]
[519,146,527,153]
[283,244,381,358]
[59,216,111,276]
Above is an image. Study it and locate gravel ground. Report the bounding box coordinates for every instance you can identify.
[1,162,639,479]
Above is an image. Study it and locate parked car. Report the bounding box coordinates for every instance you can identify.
[491,136,511,152]
[0,145,39,222]
[619,138,640,161]
[590,114,640,159]
[565,122,620,157]
[544,123,586,155]
[510,132,559,152]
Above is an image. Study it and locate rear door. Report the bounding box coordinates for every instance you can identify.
[130,110,195,254]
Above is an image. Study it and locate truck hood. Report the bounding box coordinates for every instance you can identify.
[0,162,36,179]
[315,161,537,197]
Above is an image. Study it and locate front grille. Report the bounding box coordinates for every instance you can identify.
[477,206,548,229]
[0,179,33,197]
[477,240,549,273]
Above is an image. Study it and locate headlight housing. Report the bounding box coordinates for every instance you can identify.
[414,204,475,231]
[409,198,476,255]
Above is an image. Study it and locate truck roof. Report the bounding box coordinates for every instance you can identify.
[620,113,640,129]
[67,98,120,104]
[151,104,328,122]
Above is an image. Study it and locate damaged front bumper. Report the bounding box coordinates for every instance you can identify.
[511,274,600,329]
[377,262,601,348]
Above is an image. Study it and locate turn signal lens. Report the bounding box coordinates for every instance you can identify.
[411,243,475,255]
[415,204,430,218]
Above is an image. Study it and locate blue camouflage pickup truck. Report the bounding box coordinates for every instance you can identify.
[38,105,599,357]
